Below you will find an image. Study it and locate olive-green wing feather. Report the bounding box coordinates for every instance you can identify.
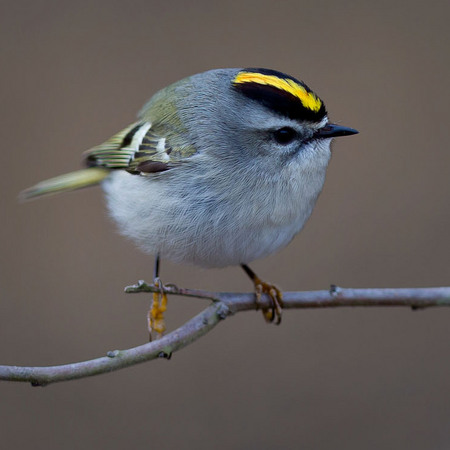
[83,121,176,173]
[83,121,147,169]
[20,167,110,201]
[21,120,190,200]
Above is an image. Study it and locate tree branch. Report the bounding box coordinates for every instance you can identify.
[1,284,449,386]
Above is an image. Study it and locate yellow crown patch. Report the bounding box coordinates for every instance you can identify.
[233,71,323,113]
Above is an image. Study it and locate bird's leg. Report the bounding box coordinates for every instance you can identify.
[148,253,168,340]
[241,264,283,325]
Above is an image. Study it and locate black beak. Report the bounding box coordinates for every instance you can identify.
[315,123,359,139]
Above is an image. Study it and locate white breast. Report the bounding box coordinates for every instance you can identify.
[103,142,331,268]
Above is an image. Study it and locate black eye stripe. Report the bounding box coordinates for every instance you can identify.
[272,127,297,145]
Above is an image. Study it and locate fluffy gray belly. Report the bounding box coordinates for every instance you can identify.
[103,169,322,268]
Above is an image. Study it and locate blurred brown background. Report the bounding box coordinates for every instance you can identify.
[1,1,449,449]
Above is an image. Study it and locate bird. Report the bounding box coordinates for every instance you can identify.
[21,67,358,336]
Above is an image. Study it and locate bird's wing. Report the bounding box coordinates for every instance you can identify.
[21,109,200,200]
[83,120,196,175]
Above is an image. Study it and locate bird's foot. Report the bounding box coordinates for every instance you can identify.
[253,277,283,325]
[148,277,168,340]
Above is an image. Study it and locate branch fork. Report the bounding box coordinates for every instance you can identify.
[1,283,449,386]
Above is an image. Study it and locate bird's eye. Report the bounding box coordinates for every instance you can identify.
[272,127,297,145]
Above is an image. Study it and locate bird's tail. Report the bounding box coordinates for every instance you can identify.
[19,167,110,201]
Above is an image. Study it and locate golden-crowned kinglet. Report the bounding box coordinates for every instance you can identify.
[22,68,358,330]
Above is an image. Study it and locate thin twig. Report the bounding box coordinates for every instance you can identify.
[1,285,449,386]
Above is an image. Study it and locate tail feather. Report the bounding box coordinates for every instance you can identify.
[20,167,110,201]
